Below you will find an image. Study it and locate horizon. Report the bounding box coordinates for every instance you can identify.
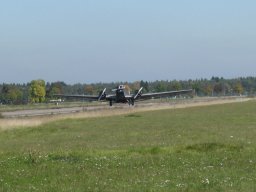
[0,75,255,85]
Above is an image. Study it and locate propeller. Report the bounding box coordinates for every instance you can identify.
[133,87,143,100]
[98,88,106,101]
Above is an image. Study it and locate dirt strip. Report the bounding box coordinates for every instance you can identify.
[0,97,253,130]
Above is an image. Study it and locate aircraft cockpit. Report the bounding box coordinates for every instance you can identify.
[118,85,125,90]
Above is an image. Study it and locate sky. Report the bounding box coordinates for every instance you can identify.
[0,0,255,84]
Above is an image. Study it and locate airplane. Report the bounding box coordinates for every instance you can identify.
[54,85,194,106]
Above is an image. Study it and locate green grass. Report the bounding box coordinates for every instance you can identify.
[0,101,256,191]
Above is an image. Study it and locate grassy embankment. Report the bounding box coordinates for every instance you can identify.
[0,101,256,191]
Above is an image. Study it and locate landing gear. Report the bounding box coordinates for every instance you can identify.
[128,99,134,106]
[109,100,113,106]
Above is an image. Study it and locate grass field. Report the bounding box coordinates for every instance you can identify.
[0,101,256,191]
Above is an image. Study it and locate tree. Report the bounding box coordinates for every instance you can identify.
[203,84,213,96]
[84,85,94,95]
[192,82,200,96]
[46,82,64,98]
[233,82,244,95]
[170,80,182,90]
[155,81,167,92]
[213,83,223,96]
[29,80,46,103]
[130,81,141,92]
[1,84,23,104]
[140,80,149,92]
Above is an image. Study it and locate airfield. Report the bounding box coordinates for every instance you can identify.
[0,96,252,130]
[0,96,256,191]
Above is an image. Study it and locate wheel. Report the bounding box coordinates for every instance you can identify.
[131,99,134,106]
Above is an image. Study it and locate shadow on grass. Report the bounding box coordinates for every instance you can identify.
[185,142,243,152]
[48,153,81,163]
[124,114,142,118]
[128,146,163,155]
[24,150,81,165]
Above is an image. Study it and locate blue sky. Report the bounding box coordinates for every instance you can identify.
[0,0,255,84]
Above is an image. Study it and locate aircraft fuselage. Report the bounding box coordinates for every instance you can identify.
[115,89,128,103]
[108,85,134,106]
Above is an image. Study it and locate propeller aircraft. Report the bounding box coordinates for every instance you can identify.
[54,85,193,106]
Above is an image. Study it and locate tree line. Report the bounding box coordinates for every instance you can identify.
[0,76,255,105]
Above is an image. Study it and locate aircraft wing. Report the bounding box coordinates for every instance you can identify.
[137,89,193,100]
[54,93,116,101]
[54,94,99,100]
